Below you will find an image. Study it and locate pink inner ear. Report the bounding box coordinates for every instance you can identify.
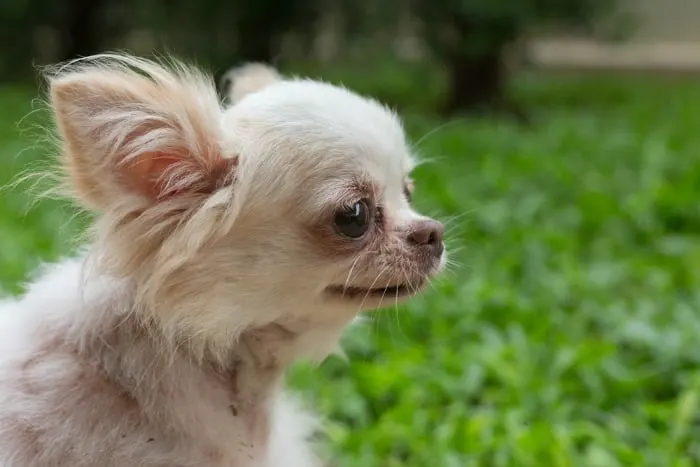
[132,152,181,179]
[125,151,183,198]
[124,151,236,199]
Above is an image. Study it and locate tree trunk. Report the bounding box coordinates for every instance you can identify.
[62,0,106,60]
[235,26,275,63]
[443,50,529,123]
[444,52,505,113]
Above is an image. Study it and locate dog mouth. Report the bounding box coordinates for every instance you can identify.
[325,282,421,300]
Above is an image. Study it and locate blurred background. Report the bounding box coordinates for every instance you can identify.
[2,0,700,466]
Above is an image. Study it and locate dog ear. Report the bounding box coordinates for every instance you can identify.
[220,62,281,106]
[49,55,237,211]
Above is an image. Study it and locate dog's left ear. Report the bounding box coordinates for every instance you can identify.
[49,55,236,211]
[220,62,281,106]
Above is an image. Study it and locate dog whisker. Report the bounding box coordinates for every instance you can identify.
[341,255,363,299]
[411,119,466,150]
[357,266,391,313]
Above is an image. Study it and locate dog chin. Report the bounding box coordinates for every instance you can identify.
[325,252,446,308]
[324,279,427,307]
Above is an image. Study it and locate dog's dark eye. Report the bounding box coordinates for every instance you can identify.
[334,199,371,239]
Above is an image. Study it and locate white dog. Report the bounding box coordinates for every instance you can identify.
[0,54,445,466]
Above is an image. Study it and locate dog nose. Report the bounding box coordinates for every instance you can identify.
[407,219,444,256]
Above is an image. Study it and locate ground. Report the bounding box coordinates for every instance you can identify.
[1,73,700,466]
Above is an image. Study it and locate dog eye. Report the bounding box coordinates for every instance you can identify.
[334,199,371,239]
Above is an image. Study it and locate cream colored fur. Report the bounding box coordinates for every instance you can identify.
[221,63,282,105]
[0,54,445,467]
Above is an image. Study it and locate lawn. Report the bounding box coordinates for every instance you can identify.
[2,73,700,466]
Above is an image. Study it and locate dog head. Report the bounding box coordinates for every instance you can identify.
[48,55,445,355]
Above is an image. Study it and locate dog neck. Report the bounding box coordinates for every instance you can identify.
[67,264,349,423]
[20,253,352,461]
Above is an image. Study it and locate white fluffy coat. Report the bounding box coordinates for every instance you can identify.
[0,55,445,466]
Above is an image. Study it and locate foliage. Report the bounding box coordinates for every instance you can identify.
[410,0,621,113]
[0,0,626,113]
[0,0,323,80]
[127,0,321,68]
[3,70,700,466]
[414,0,617,58]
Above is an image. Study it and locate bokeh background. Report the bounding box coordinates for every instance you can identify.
[2,1,700,465]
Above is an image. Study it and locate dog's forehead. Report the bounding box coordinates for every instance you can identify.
[223,80,414,181]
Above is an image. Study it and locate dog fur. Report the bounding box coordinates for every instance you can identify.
[0,54,445,466]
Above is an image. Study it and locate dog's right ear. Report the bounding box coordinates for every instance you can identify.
[220,63,282,106]
[49,55,236,211]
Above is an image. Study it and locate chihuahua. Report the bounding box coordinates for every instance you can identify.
[0,54,445,466]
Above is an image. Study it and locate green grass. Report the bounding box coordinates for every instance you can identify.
[3,73,700,466]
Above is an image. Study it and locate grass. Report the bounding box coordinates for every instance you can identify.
[3,71,700,466]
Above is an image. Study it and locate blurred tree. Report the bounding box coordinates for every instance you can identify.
[0,0,52,80]
[231,0,319,63]
[0,0,622,117]
[0,0,121,80]
[0,0,322,81]
[61,0,108,60]
[123,0,321,84]
[412,0,619,115]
